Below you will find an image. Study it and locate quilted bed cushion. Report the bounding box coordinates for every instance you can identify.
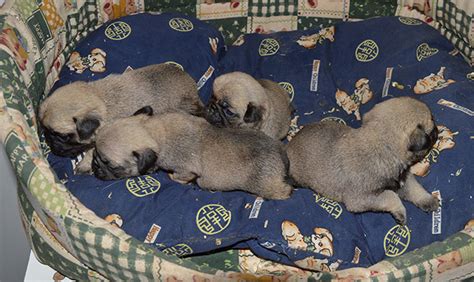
[45,13,474,271]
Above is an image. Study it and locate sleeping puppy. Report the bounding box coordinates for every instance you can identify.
[39,64,204,171]
[206,72,293,140]
[92,107,293,200]
[287,97,440,225]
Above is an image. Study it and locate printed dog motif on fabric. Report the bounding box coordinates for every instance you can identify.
[67,48,106,74]
[281,220,340,271]
[410,125,458,176]
[104,213,123,228]
[414,67,455,94]
[238,249,311,276]
[0,25,29,71]
[294,256,342,272]
[209,37,219,55]
[297,26,335,49]
[233,34,245,46]
[287,115,303,141]
[335,78,373,120]
[102,0,138,21]
[400,0,432,19]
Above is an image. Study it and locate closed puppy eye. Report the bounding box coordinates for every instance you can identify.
[223,108,236,117]
[51,130,74,142]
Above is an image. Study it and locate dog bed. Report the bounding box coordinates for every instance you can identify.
[45,12,474,274]
[1,0,473,280]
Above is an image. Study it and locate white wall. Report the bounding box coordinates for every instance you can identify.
[0,145,30,280]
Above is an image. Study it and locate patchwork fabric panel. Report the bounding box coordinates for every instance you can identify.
[46,14,474,272]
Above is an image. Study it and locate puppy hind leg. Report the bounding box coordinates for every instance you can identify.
[257,179,292,200]
[398,173,440,212]
[168,170,196,184]
[75,149,94,174]
[345,190,407,225]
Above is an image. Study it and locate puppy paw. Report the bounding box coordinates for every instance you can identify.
[75,160,92,175]
[261,184,292,200]
[392,210,407,226]
[419,195,440,212]
[168,172,195,184]
[267,193,291,200]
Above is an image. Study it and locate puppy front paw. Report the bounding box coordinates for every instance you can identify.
[420,195,440,212]
[75,159,92,175]
[168,172,195,184]
[392,210,407,226]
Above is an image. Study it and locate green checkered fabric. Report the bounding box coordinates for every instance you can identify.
[248,0,297,17]
[435,0,474,65]
[1,0,473,280]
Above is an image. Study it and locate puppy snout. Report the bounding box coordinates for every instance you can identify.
[92,164,109,180]
[205,104,224,127]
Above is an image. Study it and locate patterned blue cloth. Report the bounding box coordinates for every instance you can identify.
[46,14,474,271]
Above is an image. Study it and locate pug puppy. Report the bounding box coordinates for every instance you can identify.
[206,72,293,140]
[39,64,204,170]
[287,97,440,225]
[92,108,292,200]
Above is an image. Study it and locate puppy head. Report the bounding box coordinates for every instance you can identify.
[92,109,158,180]
[206,72,267,130]
[363,97,438,164]
[39,82,106,157]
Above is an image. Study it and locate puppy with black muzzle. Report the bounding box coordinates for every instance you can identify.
[39,64,204,172]
[92,107,293,200]
[287,97,440,225]
[206,72,293,140]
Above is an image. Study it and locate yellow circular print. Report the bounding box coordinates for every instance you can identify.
[162,243,193,256]
[355,39,379,62]
[320,116,347,125]
[126,175,161,197]
[416,43,438,61]
[196,204,231,235]
[278,82,295,102]
[164,61,184,71]
[398,17,422,25]
[384,225,411,257]
[169,18,194,32]
[105,21,132,40]
[259,38,280,56]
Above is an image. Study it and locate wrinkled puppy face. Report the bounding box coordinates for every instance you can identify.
[206,72,265,130]
[39,84,103,158]
[92,115,158,180]
[364,97,438,164]
[407,122,438,163]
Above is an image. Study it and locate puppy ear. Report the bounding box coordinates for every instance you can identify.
[133,149,157,175]
[243,103,263,123]
[289,103,296,115]
[408,125,430,152]
[133,106,154,116]
[74,116,101,140]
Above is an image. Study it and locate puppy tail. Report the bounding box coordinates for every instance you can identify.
[281,150,297,187]
[285,174,298,187]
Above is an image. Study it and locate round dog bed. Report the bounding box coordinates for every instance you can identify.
[1,1,473,280]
